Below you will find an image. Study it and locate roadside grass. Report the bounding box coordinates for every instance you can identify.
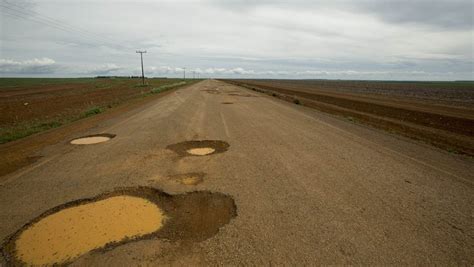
[83,106,104,117]
[0,78,196,144]
[150,81,187,94]
[0,121,64,144]
[0,106,105,144]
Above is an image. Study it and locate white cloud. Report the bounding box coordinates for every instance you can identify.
[1,1,472,79]
[84,63,122,75]
[0,58,57,74]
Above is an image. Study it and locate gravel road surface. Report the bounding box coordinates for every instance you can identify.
[1,80,472,265]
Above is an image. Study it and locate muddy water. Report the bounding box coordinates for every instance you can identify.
[14,196,165,265]
[71,136,111,145]
[186,147,215,156]
[4,188,237,265]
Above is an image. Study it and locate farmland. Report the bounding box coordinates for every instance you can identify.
[0,78,192,144]
[224,79,474,156]
[0,77,195,176]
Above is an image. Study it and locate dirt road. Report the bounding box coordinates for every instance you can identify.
[1,80,473,265]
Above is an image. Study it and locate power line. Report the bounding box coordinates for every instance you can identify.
[0,1,125,47]
[0,1,129,50]
[2,0,121,45]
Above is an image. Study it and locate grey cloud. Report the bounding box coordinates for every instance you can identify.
[1,0,472,80]
[355,0,473,30]
[210,0,473,29]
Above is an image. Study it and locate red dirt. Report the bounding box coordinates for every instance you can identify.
[224,79,474,156]
[0,79,178,125]
[0,79,190,177]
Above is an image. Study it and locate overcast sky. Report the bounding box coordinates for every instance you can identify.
[0,0,473,80]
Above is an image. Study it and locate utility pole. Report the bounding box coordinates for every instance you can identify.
[193,70,196,79]
[136,50,147,85]
[183,67,186,80]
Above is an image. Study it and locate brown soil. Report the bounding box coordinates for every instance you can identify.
[0,79,179,126]
[1,187,237,266]
[166,140,230,157]
[224,80,474,156]
[0,85,182,178]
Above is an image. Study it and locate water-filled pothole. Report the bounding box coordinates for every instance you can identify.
[2,187,236,266]
[70,134,115,145]
[167,140,229,157]
[9,196,164,265]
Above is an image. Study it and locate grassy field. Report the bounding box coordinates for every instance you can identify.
[0,78,197,144]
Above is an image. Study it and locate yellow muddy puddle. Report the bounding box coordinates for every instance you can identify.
[71,136,111,145]
[186,147,215,156]
[15,196,165,265]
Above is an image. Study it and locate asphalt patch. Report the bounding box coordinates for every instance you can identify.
[1,187,236,266]
[70,133,116,145]
[166,140,230,157]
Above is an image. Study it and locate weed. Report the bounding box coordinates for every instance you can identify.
[0,121,63,144]
[83,107,104,117]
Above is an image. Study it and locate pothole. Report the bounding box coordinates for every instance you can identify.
[5,195,164,266]
[221,102,234,104]
[2,187,236,266]
[170,173,205,186]
[167,140,229,157]
[70,134,115,145]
